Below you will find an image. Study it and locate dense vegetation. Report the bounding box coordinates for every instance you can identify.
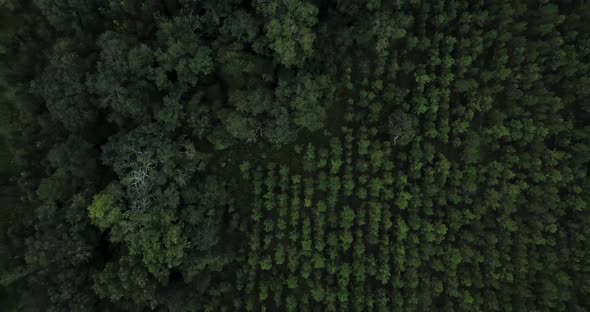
[1,0,589,311]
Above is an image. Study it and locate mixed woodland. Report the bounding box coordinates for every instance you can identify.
[0,0,589,311]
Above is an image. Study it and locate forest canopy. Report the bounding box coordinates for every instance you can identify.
[0,0,589,311]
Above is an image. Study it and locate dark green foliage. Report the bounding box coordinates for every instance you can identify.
[388,110,416,146]
[31,39,97,131]
[1,0,589,311]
